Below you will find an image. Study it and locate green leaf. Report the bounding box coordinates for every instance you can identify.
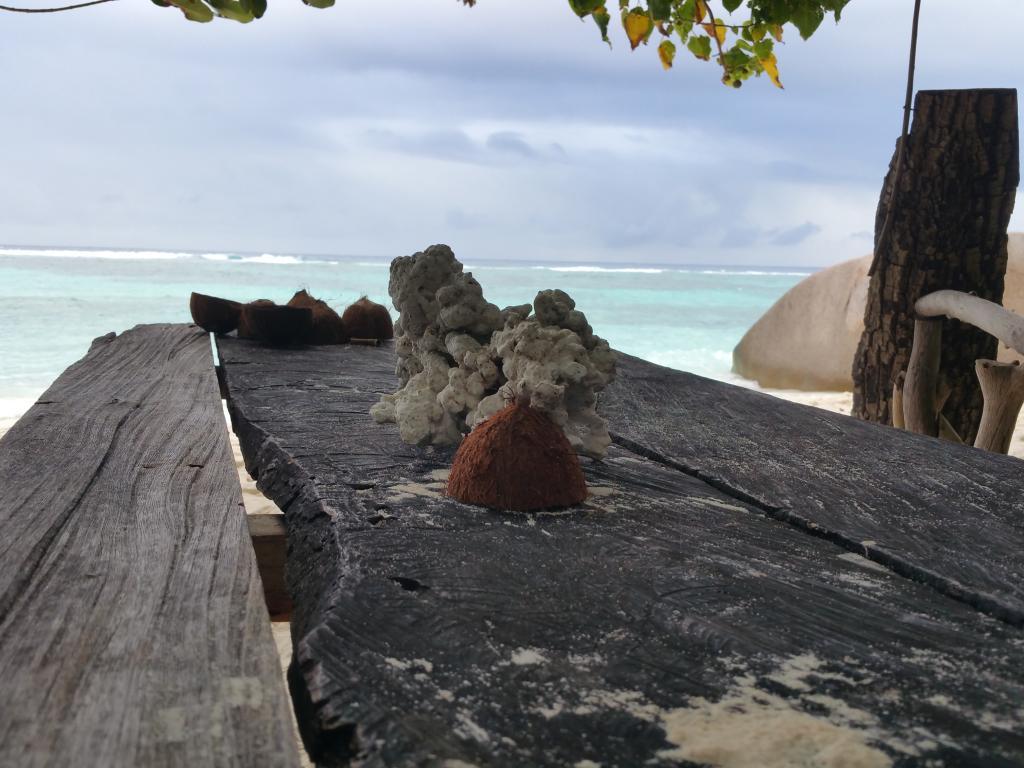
[751,38,772,59]
[167,0,214,22]
[301,0,334,7]
[623,7,654,49]
[790,5,824,39]
[569,0,604,17]
[686,33,711,60]
[648,0,671,22]
[658,38,676,69]
[207,0,254,22]
[721,0,742,11]
[721,45,750,69]
[592,5,612,45]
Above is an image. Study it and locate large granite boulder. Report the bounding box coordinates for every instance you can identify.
[733,233,1024,391]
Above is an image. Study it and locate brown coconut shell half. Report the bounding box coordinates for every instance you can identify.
[287,289,348,344]
[190,292,242,335]
[239,302,313,347]
[447,401,587,512]
[237,299,275,339]
[341,296,394,341]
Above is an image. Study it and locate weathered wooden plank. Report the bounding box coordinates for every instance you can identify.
[0,325,300,768]
[218,338,1024,767]
[601,353,1024,625]
[249,513,292,619]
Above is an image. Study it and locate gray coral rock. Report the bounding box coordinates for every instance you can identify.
[371,244,616,459]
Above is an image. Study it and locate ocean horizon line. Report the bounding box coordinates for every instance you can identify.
[0,244,818,276]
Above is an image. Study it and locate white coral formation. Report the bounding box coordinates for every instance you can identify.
[370,244,616,459]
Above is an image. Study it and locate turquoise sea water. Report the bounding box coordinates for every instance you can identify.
[0,246,811,417]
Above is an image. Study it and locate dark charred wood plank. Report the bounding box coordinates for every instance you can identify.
[602,353,1024,626]
[0,325,300,768]
[218,338,1024,767]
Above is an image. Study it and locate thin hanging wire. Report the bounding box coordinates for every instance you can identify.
[871,0,924,275]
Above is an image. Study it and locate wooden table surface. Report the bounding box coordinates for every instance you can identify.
[217,337,1024,768]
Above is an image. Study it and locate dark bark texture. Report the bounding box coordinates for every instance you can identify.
[853,88,1019,441]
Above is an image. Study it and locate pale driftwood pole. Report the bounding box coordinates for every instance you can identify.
[903,318,943,437]
[892,371,906,429]
[916,291,1024,355]
[974,360,1024,454]
[913,290,1024,453]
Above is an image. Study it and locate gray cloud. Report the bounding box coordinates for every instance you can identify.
[0,0,1019,266]
[771,222,822,247]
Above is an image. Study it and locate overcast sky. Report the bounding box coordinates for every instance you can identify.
[2,0,1021,266]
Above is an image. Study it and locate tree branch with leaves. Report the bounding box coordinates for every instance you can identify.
[3,0,850,88]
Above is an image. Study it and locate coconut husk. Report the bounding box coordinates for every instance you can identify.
[341,297,394,341]
[189,292,242,335]
[237,300,276,340]
[287,290,348,344]
[447,401,587,512]
[240,302,313,347]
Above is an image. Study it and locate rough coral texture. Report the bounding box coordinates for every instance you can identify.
[447,401,587,512]
[370,244,616,458]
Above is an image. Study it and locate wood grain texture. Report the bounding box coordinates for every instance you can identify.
[0,324,300,768]
[249,513,292,619]
[603,353,1024,626]
[218,338,1024,767]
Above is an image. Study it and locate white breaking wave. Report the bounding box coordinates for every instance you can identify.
[0,247,193,261]
[542,266,665,274]
[236,253,304,265]
[693,268,812,276]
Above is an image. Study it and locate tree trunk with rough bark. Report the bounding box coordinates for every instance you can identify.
[852,88,1018,443]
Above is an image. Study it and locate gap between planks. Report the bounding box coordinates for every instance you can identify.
[610,430,1024,628]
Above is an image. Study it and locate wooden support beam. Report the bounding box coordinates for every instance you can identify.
[248,513,292,620]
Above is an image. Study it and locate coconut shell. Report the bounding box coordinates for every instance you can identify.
[189,292,242,335]
[239,303,313,347]
[287,290,348,344]
[447,401,587,512]
[237,300,275,340]
[341,297,394,341]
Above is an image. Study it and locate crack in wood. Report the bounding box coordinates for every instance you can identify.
[611,430,1024,627]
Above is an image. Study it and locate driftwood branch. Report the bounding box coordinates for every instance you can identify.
[916,291,1024,355]
[0,0,115,11]
[904,318,943,437]
[974,360,1024,454]
[892,371,906,429]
